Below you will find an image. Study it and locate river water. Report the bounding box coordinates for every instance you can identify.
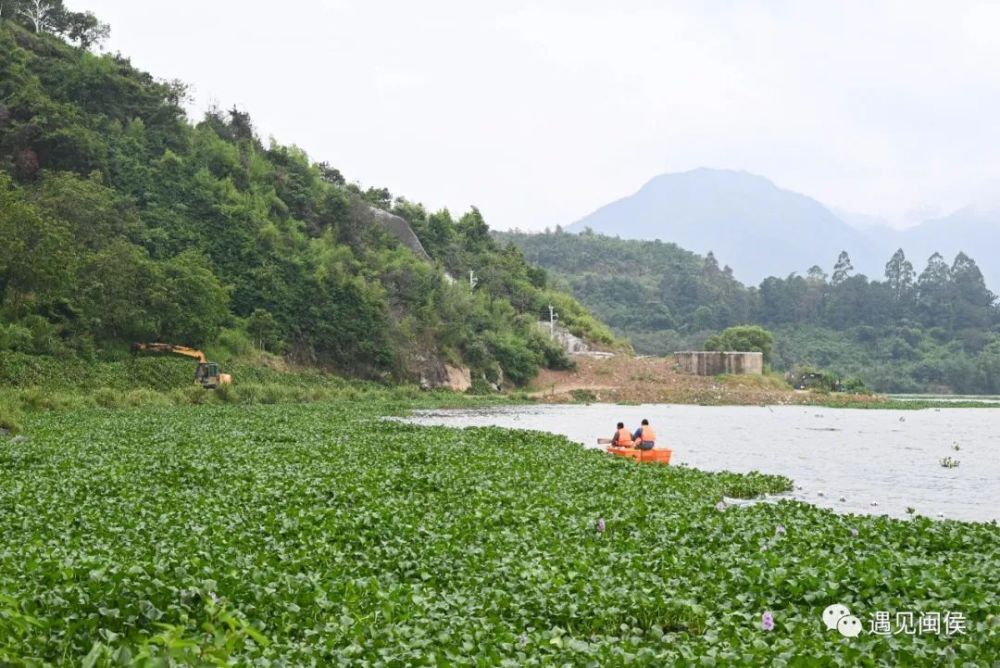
[407,404,1000,523]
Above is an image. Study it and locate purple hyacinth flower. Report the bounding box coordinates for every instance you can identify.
[596,518,606,533]
[850,527,859,537]
[775,525,786,536]
[761,612,775,631]
[715,501,726,512]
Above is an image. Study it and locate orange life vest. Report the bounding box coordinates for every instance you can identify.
[639,425,656,443]
[615,427,633,446]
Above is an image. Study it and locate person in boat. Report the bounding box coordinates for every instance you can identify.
[610,422,634,448]
[631,419,656,450]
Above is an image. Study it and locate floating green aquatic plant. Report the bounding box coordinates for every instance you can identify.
[0,403,995,665]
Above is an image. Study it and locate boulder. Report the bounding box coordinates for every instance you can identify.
[415,355,471,391]
[444,365,471,392]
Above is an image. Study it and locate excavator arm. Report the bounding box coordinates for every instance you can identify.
[131,342,207,363]
[131,342,231,388]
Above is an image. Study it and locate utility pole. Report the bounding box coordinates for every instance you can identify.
[468,270,478,292]
[548,304,558,338]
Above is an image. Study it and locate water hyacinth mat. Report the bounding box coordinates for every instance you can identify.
[0,403,997,666]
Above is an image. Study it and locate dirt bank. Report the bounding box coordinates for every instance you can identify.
[529,354,883,406]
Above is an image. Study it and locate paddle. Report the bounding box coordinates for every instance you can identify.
[597,438,612,445]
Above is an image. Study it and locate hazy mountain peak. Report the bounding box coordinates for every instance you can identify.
[567,168,1000,290]
[568,168,876,284]
[643,167,775,186]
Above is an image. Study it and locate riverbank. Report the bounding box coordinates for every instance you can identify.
[528,354,1000,409]
[529,354,881,406]
[0,353,524,433]
[2,353,997,434]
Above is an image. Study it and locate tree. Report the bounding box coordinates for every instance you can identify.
[17,0,59,32]
[457,207,492,254]
[950,252,993,306]
[702,251,721,279]
[977,339,1000,394]
[78,240,159,339]
[918,252,950,289]
[246,308,283,352]
[152,251,230,344]
[60,10,110,49]
[949,252,996,329]
[0,178,76,315]
[917,253,952,327]
[27,171,137,250]
[831,251,853,285]
[806,265,828,283]
[704,325,775,363]
[317,162,345,186]
[884,248,915,302]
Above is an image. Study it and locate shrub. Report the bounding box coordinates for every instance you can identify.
[217,327,253,356]
[0,404,22,434]
[93,388,124,408]
[123,389,171,407]
[705,325,775,363]
[486,333,543,386]
[257,384,289,405]
[0,323,33,352]
[170,386,214,405]
[213,383,242,404]
[19,388,75,412]
[469,376,495,395]
[529,330,575,371]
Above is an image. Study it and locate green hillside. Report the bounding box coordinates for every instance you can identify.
[499,229,1000,394]
[0,15,611,387]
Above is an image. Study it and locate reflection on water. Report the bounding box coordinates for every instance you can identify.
[407,404,1000,523]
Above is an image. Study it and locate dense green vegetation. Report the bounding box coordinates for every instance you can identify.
[0,13,612,389]
[500,230,1000,393]
[0,351,535,431]
[704,325,775,364]
[0,403,996,665]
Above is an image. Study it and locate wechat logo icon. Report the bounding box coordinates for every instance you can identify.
[823,603,862,638]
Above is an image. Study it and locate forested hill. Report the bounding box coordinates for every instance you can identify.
[0,14,612,386]
[499,229,1000,394]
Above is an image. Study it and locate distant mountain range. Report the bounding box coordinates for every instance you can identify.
[566,168,1000,291]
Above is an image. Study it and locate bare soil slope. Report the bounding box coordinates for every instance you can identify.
[529,355,883,406]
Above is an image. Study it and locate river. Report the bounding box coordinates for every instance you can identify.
[407,403,1000,523]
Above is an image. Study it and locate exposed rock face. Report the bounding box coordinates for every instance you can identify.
[369,208,433,263]
[444,365,471,392]
[417,356,445,390]
[538,322,590,353]
[415,354,471,391]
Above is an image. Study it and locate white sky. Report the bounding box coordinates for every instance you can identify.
[77,0,1000,230]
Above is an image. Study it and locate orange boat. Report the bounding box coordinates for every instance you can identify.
[606,446,672,465]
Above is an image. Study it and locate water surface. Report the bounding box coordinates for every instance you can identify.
[408,404,1000,523]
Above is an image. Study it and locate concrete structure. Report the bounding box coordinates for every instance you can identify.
[674,351,763,376]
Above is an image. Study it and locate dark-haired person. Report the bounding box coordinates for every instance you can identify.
[632,419,656,451]
[610,422,634,448]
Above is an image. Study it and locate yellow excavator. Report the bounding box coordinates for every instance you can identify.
[131,343,232,389]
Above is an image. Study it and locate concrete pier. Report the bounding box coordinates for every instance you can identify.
[674,351,763,376]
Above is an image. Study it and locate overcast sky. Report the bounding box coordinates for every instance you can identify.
[77,0,1000,230]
